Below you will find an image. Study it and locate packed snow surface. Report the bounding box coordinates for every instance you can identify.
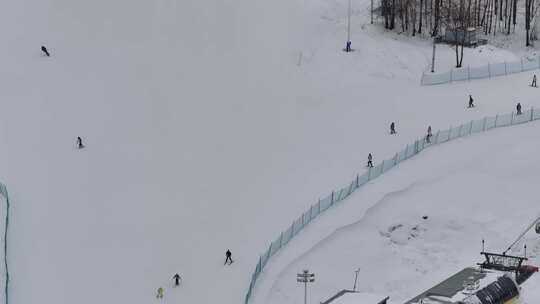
[257,121,540,304]
[0,0,538,304]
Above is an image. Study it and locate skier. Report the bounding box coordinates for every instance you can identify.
[173,273,181,287]
[77,136,84,149]
[516,103,522,115]
[532,75,537,87]
[468,95,474,108]
[225,249,233,265]
[426,126,432,143]
[367,153,373,168]
[41,46,50,57]
[390,122,396,134]
[156,287,164,299]
[345,41,352,52]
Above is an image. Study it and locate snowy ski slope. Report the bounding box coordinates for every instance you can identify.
[0,0,537,304]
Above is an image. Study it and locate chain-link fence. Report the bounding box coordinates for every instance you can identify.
[0,184,9,304]
[421,56,540,85]
[245,108,540,304]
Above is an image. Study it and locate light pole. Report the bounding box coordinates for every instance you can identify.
[431,37,436,73]
[346,0,352,52]
[353,268,360,291]
[297,269,315,304]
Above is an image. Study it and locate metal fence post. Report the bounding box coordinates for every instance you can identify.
[494,114,499,127]
[331,191,334,205]
[356,174,359,187]
[468,120,473,134]
[394,153,398,165]
[468,66,471,81]
[511,112,514,125]
[483,117,487,131]
[450,69,453,82]
[504,61,508,75]
[488,62,491,78]
[531,107,534,121]
[279,232,283,247]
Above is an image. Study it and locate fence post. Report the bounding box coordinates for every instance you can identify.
[331,191,334,205]
[494,114,499,127]
[435,130,440,144]
[504,61,508,75]
[468,66,471,81]
[318,199,321,213]
[468,120,473,134]
[279,232,283,247]
[450,69,453,82]
[356,174,359,187]
[488,62,491,78]
[521,57,524,71]
[405,144,409,158]
[532,107,535,121]
[511,111,514,125]
[483,117,487,131]
[394,153,398,165]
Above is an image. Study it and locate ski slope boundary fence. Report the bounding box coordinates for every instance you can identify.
[0,184,9,304]
[421,55,540,85]
[244,108,540,304]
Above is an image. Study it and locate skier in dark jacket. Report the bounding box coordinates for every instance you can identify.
[532,75,537,87]
[225,249,233,265]
[426,126,432,143]
[468,95,474,108]
[173,273,181,287]
[77,136,84,149]
[41,46,50,57]
[517,103,522,115]
[367,153,373,168]
[390,122,396,134]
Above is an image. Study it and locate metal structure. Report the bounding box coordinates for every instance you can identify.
[478,252,527,275]
[297,269,315,304]
[353,268,360,292]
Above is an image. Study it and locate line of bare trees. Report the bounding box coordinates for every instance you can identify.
[379,0,540,46]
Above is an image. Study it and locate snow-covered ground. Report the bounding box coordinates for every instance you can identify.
[0,0,537,304]
[256,120,540,304]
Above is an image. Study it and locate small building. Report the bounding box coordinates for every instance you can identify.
[322,291,389,304]
[443,27,479,46]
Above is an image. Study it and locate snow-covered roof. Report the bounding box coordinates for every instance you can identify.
[331,292,387,304]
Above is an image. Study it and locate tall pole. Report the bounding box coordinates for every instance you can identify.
[431,37,436,73]
[304,280,307,304]
[347,0,352,43]
[371,0,374,24]
[353,268,361,291]
[297,270,315,304]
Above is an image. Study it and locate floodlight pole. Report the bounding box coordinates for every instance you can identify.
[347,0,351,44]
[297,269,315,304]
[431,37,436,73]
[353,268,361,291]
